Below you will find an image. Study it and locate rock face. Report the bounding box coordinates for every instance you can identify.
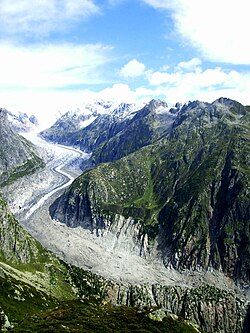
[51,98,250,331]
[68,265,249,333]
[114,284,249,333]
[0,194,212,333]
[92,99,176,164]
[0,108,44,186]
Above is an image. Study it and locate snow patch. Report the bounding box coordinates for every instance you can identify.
[79,115,97,129]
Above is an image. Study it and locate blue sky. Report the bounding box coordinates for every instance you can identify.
[0,0,249,126]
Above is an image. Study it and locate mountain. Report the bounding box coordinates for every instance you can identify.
[91,99,179,164]
[5,108,39,132]
[0,108,44,187]
[50,98,250,332]
[40,100,142,146]
[41,99,180,167]
[52,97,250,284]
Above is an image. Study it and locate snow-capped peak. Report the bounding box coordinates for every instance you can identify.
[50,100,145,132]
[6,109,39,133]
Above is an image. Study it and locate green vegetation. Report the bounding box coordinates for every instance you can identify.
[0,153,44,187]
[13,299,202,333]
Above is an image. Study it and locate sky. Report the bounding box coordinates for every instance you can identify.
[0,0,249,127]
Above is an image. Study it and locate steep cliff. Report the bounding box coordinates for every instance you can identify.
[0,194,42,263]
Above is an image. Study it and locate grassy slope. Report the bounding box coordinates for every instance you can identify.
[14,299,201,333]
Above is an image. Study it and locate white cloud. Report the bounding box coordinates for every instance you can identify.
[149,71,180,85]
[176,58,202,71]
[0,42,115,129]
[141,0,172,10]
[99,84,137,102]
[120,59,146,78]
[0,43,113,90]
[144,57,250,105]
[96,65,250,106]
[142,0,250,64]
[2,64,250,131]
[0,90,92,129]
[0,0,100,36]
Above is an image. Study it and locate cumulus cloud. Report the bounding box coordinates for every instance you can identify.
[120,59,146,78]
[142,0,250,64]
[149,71,180,85]
[2,63,250,130]
[98,83,137,102]
[114,55,250,106]
[176,58,202,71]
[0,43,113,90]
[151,66,230,89]
[98,59,250,106]
[0,0,100,36]
[148,65,250,105]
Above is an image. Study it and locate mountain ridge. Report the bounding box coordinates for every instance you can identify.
[51,97,250,285]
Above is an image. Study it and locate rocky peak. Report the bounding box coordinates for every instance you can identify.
[5,109,39,133]
[211,97,248,118]
[29,115,39,126]
[213,97,237,106]
[147,99,169,113]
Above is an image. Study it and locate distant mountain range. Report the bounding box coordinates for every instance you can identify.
[40,99,180,167]
[40,99,144,146]
[5,108,39,132]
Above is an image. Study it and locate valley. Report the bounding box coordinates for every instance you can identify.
[4,131,239,292]
[1,98,249,332]
[5,132,191,286]
[3,132,87,216]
